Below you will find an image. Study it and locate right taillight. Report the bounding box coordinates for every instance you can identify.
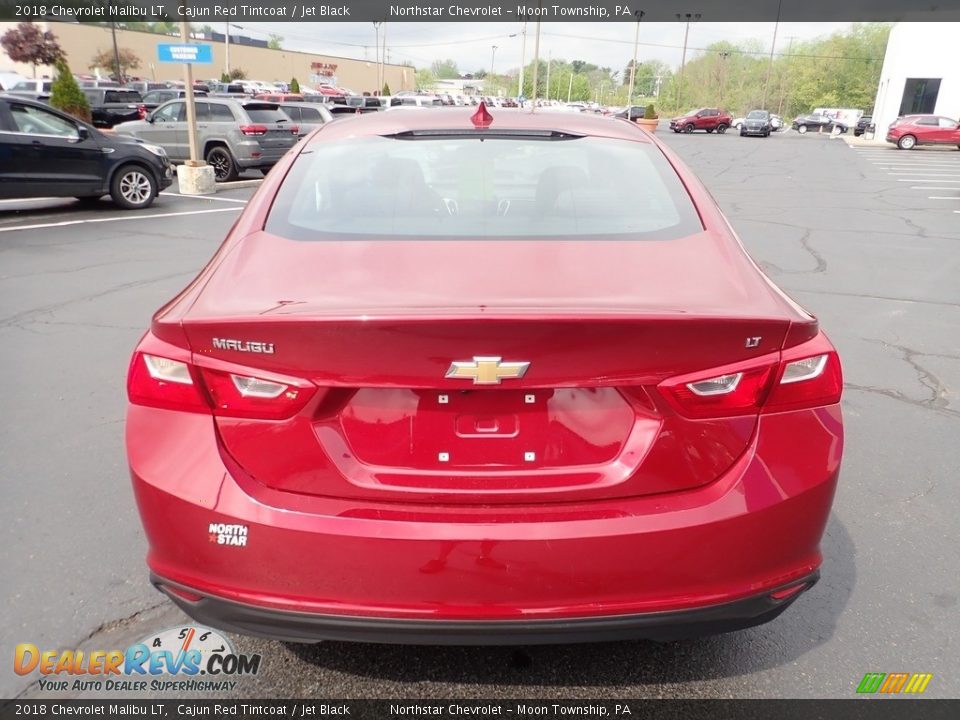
[239,124,268,136]
[660,332,842,418]
[763,334,843,413]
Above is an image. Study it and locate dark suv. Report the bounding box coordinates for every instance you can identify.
[0,96,173,208]
[81,88,146,128]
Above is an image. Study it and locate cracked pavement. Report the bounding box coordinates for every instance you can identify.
[1,133,958,700]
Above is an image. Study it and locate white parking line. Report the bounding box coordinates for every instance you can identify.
[0,197,64,205]
[889,173,960,176]
[910,186,960,190]
[160,192,248,204]
[897,179,960,182]
[928,196,960,200]
[0,207,241,234]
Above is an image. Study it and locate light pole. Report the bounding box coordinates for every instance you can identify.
[517,22,527,99]
[567,72,573,103]
[626,9,645,108]
[490,45,498,77]
[675,12,701,112]
[762,0,783,110]
[372,22,382,93]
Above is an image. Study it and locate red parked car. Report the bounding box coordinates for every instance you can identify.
[670,107,732,133]
[127,106,844,644]
[886,114,960,150]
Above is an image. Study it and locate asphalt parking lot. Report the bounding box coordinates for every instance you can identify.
[2,129,958,700]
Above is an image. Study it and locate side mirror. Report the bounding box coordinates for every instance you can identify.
[146,113,155,123]
[77,126,90,141]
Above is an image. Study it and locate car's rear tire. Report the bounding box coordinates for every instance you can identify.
[683,123,695,133]
[109,165,157,210]
[706,128,714,133]
[717,123,728,134]
[797,125,808,134]
[740,129,746,137]
[206,145,239,182]
[897,135,917,150]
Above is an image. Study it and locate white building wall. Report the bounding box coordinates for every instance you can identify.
[872,22,960,133]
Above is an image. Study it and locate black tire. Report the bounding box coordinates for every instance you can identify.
[683,123,695,133]
[706,128,714,133]
[740,130,746,137]
[897,134,917,150]
[205,145,239,182]
[716,123,728,134]
[797,124,808,134]
[109,165,157,210]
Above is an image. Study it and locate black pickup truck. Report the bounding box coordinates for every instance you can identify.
[81,88,145,129]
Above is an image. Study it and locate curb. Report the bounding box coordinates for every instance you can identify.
[215,180,263,190]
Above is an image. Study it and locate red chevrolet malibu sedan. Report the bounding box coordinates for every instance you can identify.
[126,106,843,644]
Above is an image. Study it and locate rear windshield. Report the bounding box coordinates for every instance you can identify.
[104,90,142,103]
[265,135,703,239]
[243,105,289,123]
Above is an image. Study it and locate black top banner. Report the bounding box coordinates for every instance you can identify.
[2,0,960,22]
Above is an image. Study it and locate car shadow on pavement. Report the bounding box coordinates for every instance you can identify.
[284,515,855,687]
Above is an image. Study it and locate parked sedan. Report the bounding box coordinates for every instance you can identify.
[0,95,172,208]
[792,113,848,134]
[114,98,300,181]
[127,108,844,646]
[885,115,960,150]
[81,88,146,129]
[739,109,773,137]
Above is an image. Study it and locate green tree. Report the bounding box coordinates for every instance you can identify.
[220,72,231,83]
[268,34,283,51]
[1,22,64,78]
[416,67,437,91]
[290,77,301,93]
[49,59,91,123]
[431,59,459,79]
[229,67,247,81]
[382,82,391,96]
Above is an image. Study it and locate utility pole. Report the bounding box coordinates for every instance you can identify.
[626,10,645,107]
[224,22,230,79]
[110,21,122,82]
[762,0,783,110]
[530,9,542,111]
[675,13,700,112]
[517,21,527,99]
[545,50,552,101]
[567,72,573,103]
[717,51,730,106]
[777,35,797,116]
[373,22,381,93]
[490,45,498,77]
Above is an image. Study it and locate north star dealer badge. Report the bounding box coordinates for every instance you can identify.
[209,523,248,546]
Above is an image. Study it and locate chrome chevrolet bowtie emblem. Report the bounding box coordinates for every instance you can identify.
[445,356,531,385]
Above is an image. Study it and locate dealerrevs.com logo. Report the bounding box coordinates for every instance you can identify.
[15,626,261,693]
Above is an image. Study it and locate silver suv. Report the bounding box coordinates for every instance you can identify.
[113,98,299,181]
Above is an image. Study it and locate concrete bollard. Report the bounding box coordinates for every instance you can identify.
[177,161,216,195]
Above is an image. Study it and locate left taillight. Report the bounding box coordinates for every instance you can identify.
[137,104,147,120]
[127,342,316,419]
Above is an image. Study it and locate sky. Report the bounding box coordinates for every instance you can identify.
[225,21,854,73]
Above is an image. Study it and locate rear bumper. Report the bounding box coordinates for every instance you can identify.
[153,570,819,645]
[128,404,842,642]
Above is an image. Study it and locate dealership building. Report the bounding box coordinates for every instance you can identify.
[871,22,960,132]
[0,22,413,95]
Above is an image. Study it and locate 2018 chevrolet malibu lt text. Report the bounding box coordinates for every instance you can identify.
[127,106,844,645]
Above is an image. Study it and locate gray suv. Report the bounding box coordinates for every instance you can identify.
[113,98,298,181]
